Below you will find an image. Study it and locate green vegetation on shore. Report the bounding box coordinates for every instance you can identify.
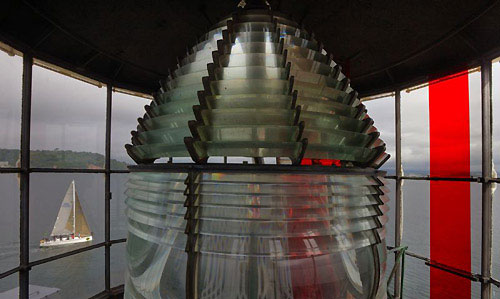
[0,148,128,169]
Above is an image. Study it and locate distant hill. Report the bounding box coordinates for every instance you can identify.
[0,149,128,170]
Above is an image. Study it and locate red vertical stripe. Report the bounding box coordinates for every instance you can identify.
[429,72,471,298]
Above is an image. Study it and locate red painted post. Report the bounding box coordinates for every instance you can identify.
[429,71,471,298]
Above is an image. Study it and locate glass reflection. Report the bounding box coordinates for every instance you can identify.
[124,171,388,298]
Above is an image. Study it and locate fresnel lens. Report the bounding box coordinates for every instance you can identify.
[124,4,389,299]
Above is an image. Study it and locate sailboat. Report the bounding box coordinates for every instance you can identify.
[40,180,93,247]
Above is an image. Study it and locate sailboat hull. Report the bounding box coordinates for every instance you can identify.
[40,236,92,248]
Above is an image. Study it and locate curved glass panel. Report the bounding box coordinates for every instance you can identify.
[124,170,388,298]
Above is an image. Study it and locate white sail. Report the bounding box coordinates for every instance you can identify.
[50,180,91,237]
[50,182,74,236]
[73,186,91,236]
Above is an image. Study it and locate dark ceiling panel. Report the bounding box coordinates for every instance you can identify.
[1,0,499,96]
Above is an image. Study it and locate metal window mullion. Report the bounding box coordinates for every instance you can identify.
[19,53,33,299]
[127,163,389,175]
[0,267,20,281]
[384,175,481,182]
[104,84,112,293]
[480,59,493,299]
[394,89,403,298]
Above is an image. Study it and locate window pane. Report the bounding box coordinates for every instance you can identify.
[470,182,483,277]
[111,242,126,288]
[30,248,104,298]
[31,66,106,168]
[402,180,481,299]
[494,188,500,288]
[403,256,430,298]
[0,174,19,274]
[111,92,150,169]
[468,71,482,175]
[363,96,395,175]
[398,179,428,299]
[493,60,500,171]
[402,70,481,176]
[0,52,22,167]
[402,180,430,257]
[0,273,17,295]
[401,88,430,175]
[111,173,128,240]
[30,173,103,260]
[494,186,500,299]
[492,59,500,293]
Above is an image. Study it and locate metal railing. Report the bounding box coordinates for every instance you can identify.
[387,246,408,299]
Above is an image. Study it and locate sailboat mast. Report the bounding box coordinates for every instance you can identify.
[72,180,76,235]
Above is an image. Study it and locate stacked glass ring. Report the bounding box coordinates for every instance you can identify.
[126,9,388,168]
[124,170,388,298]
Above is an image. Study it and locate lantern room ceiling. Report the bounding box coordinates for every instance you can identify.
[1,0,500,96]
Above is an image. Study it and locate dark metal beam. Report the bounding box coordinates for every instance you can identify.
[0,30,155,94]
[0,0,19,26]
[0,238,127,280]
[384,175,482,182]
[480,59,493,299]
[426,261,481,282]
[113,63,124,80]
[19,52,33,299]
[80,50,101,68]
[31,168,107,173]
[198,2,213,26]
[0,238,127,279]
[21,0,165,77]
[104,84,112,293]
[0,168,21,173]
[353,0,500,81]
[0,267,20,280]
[387,246,500,287]
[0,168,130,174]
[32,26,55,49]
[30,242,105,268]
[128,163,387,176]
[385,69,395,84]
[28,238,126,268]
[434,0,480,56]
[394,89,403,297]
[458,32,480,55]
[298,6,309,27]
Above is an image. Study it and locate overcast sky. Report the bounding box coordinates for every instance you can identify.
[365,69,496,174]
[0,50,499,171]
[0,51,148,165]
